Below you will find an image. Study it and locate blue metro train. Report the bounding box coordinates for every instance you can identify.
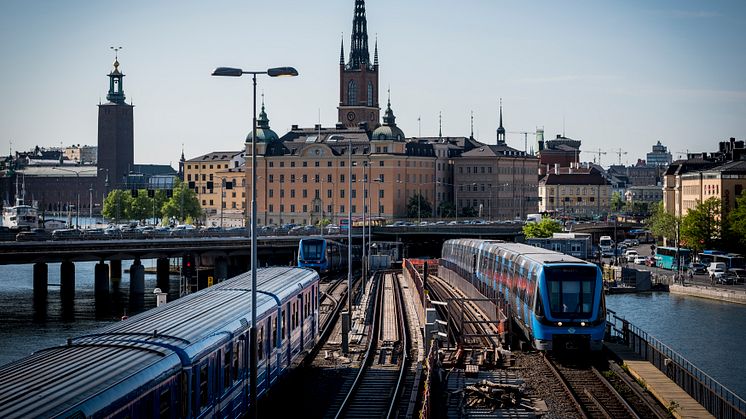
[441,239,606,351]
[297,237,352,274]
[0,267,320,418]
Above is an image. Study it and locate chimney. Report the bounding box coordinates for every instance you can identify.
[291,124,299,130]
[554,163,560,175]
[314,124,322,131]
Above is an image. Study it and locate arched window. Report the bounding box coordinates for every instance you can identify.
[367,81,373,106]
[347,80,357,105]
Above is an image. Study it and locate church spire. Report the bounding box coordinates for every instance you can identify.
[347,0,371,69]
[374,35,379,66]
[340,35,345,65]
[257,92,270,129]
[438,111,442,139]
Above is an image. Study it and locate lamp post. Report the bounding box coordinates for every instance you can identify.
[347,137,353,313]
[99,168,109,224]
[211,65,297,419]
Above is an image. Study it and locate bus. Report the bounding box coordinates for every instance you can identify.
[352,216,385,228]
[697,251,745,269]
[654,246,692,270]
[629,229,654,244]
[599,236,614,256]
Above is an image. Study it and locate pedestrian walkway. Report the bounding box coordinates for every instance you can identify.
[605,342,714,419]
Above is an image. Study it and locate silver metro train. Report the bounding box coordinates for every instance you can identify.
[0,267,319,418]
[441,239,606,351]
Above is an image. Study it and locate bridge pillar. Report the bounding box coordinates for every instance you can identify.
[33,262,48,301]
[129,259,145,295]
[95,261,109,296]
[60,260,75,300]
[109,260,122,289]
[215,257,228,282]
[156,257,170,291]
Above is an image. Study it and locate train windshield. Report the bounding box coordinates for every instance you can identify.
[544,266,597,318]
[302,240,324,260]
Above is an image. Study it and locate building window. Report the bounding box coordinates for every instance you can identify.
[351,190,357,198]
[340,190,345,198]
[291,174,295,183]
[303,161,308,167]
[302,175,308,183]
[290,205,295,213]
[340,174,345,183]
[327,190,332,198]
[279,189,284,198]
[279,174,285,183]
[303,190,308,198]
[315,190,320,199]
[269,162,274,167]
[269,204,273,212]
[327,161,332,167]
[209,199,213,205]
[379,190,384,198]
[315,161,319,167]
[269,190,274,198]
[302,204,307,213]
[379,161,384,167]
[347,80,357,105]
[269,175,274,183]
[315,174,320,182]
[367,81,373,106]
[291,162,295,167]
[340,205,345,213]
[327,174,332,183]
[291,190,296,198]
[351,205,356,213]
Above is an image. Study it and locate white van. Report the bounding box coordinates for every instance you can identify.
[707,262,727,280]
[625,250,639,262]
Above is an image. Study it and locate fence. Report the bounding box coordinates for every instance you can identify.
[607,309,746,419]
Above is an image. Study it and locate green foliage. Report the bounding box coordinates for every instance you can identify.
[727,194,746,247]
[680,197,721,252]
[522,217,563,238]
[438,201,455,218]
[461,206,478,218]
[316,217,332,227]
[624,201,650,216]
[102,190,133,222]
[647,201,677,243]
[161,181,203,223]
[667,400,680,415]
[611,192,624,212]
[406,193,432,219]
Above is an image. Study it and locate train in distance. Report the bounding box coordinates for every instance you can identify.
[441,239,606,351]
[297,236,361,274]
[0,267,320,418]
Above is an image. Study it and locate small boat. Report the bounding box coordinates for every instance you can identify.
[2,177,39,230]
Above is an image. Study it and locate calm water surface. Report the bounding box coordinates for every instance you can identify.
[607,292,746,399]
[0,260,180,365]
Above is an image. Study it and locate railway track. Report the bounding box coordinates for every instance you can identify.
[543,354,639,419]
[331,272,410,418]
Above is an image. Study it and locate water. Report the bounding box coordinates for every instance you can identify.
[0,260,181,366]
[607,292,746,399]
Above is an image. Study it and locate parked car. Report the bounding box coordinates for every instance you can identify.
[16,228,52,241]
[52,228,83,240]
[625,250,639,262]
[688,263,707,275]
[633,256,647,265]
[726,268,746,284]
[708,262,727,282]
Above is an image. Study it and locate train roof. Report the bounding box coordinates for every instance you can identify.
[299,236,347,245]
[446,238,592,266]
[0,266,318,418]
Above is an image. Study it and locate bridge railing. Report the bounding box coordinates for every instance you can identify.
[607,309,746,418]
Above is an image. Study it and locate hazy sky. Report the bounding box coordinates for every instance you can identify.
[1,0,745,168]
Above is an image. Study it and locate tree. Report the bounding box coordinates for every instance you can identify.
[681,197,722,253]
[438,201,455,218]
[523,217,563,238]
[611,192,624,212]
[162,181,203,223]
[406,193,432,219]
[130,190,153,224]
[102,189,133,222]
[647,201,677,244]
[727,194,746,247]
[461,206,478,218]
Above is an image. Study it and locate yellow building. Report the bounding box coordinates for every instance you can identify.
[184,151,246,225]
[678,160,746,217]
[538,164,611,218]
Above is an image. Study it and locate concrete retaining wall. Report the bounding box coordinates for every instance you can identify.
[670,284,746,305]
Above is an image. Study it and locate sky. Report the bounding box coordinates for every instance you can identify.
[1,0,745,169]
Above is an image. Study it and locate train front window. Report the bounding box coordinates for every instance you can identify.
[302,240,323,260]
[545,266,596,318]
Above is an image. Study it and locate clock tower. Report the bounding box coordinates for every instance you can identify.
[338,0,380,129]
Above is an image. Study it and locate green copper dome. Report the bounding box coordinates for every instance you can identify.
[246,102,279,143]
[372,97,405,141]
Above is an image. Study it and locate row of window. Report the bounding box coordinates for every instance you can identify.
[186,163,234,170]
[267,204,380,214]
[457,165,533,175]
[264,159,435,169]
[267,188,384,200]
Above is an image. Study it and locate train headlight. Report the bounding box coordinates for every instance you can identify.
[580,322,586,327]
[557,322,563,327]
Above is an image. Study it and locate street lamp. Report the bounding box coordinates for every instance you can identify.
[52,166,97,229]
[211,65,297,419]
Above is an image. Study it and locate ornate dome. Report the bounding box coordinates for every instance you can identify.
[245,101,279,143]
[372,97,405,141]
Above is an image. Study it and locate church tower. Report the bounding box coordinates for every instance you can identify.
[338,0,380,129]
[496,99,506,145]
[97,52,134,189]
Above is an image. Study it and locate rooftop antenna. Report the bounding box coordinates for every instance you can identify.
[562,114,566,137]
[417,116,421,137]
[470,111,474,139]
[438,111,442,139]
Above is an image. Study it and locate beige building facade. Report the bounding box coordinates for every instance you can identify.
[184,151,246,224]
[538,164,611,218]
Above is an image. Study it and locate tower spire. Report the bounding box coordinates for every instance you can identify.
[496,98,506,144]
[347,0,371,68]
[106,46,126,104]
[340,34,345,65]
[374,34,379,66]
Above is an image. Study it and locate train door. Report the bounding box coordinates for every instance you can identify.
[283,304,290,367]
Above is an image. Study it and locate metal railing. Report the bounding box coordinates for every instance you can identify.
[607,309,746,419]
